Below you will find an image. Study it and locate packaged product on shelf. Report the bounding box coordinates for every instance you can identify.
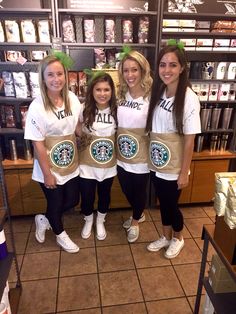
[189,62,202,79]
[24,139,32,160]
[0,105,6,128]
[199,83,209,101]
[84,18,95,43]
[20,19,37,43]
[191,83,201,97]
[180,38,196,51]
[9,138,18,160]
[211,20,233,33]
[4,105,16,128]
[5,50,25,62]
[138,16,149,43]
[122,19,133,43]
[68,72,78,95]
[208,83,219,101]
[37,20,51,43]
[20,105,29,129]
[196,38,213,51]
[221,107,233,129]
[105,19,115,43]
[213,39,230,51]
[210,106,221,129]
[0,21,5,42]
[229,39,236,51]
[195,21,210,32]
[229,83,236,101]
[214,62,228,79]
[28,72,40,98]
[62,15,76,43]
[224,181,236,230]
[5,20,21,43]
[227,62,236,79]
[30,50,47,61]
[94,48,106,69]
[78,71,87,98]
[106,48,116,68]
[12,72,29,99]
[201,62,215,80]
[178,19,195,32]
[162,19,179,32]
[2,71,15,97]
[217,83,230,101]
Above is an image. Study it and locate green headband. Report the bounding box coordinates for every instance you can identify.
[118,45,132,61]
[84,68,106,84]
[167,39,185,51]
[51,50,74,69]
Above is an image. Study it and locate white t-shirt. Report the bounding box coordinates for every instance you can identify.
[152,87,201,180]
[79,106,117,182]
[117,91,150,174]
[24,91,83,185]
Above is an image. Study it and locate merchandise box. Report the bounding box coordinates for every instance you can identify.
[213,39,230,51]
[196,39,213,51]
[208,83,219,101]
[199,83,209,101]
[217,83,230,101]
[214,216,236,265]
[180,38,196,51]
[209,268,236,293]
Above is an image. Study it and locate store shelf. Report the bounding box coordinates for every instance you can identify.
[0,253,14,299]
[163,12,236,21]
[162,31,236,39]
[0,96,33,103]
[193,150,236,160]
[62,42,156,48]
[2,159,33,170]
[58,8,157,16]
[0,129,24,135]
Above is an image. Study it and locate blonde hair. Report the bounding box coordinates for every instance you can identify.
[118,50,153,100]
[38,55,71,114]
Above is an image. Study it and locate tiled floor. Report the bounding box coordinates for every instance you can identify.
[6,205,217,314]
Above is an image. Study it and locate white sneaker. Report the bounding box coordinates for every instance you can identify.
[164,237,184,259]
[81,213,94,239]
[147,235,170,252]
[123,213,146,229]
[96,212,107,241]
[127,225,139,243]
[56,231,79,253]
[35,214,51,243]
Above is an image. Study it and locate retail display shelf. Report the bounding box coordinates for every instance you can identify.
[0,128,24,135]
[162,32,236,39]
[62,43,156,48]
[163,12,236,21]
[0,253,14,300]
[2,159,33,169]
[0,96,33,103]
[193,150,236,160]
[57,8,157,15]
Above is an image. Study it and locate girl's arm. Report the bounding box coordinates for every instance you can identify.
[177,134,195,190]
[32,140,57,188]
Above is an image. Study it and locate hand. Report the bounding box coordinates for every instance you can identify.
[177,173,189,190]
[44,173,57,189]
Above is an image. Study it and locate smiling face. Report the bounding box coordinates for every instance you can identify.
[122,59,142,91]
[93,81,112,110]
[159,52,183,91]
[43,60,66,96]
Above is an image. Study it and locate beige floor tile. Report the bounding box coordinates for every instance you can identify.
[203,206,216,218]
[99,270,143,306]
[26,231,60,253]
[184,218,213,238]
[60,248,97,277]
[130,243,171,268]
[170,238,202,265]
[181,206,208,218]
[103,303,147,314]
[106,210,126,225]
[95,224,127,247]
[97,244,134,272]
[17,278,57,314]
[8,254,23,283]
[20,251,60,280]
[58,309,101,314]
[154,221,192,239]
[146,297,192,314]
[6,232,29,254]
[135,221,159,243]
[148,208,162,221]
[188,295,205,313]
[5,216,33,234]
[174,263,204,296]
[138,266,184,301]
[63,211,84,229]
[194,237,216,262]
[57,274,100,311]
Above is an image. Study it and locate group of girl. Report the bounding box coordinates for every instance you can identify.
[24,42,201,259]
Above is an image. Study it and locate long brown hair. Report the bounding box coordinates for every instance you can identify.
[146,45,190,134]
[83,73,117,131]
[38,55,70,114]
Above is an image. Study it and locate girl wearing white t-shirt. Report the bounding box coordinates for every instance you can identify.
[146,42,201,259]
[117,50,153,243]
[24,54,83,253]
[78,72,117,241]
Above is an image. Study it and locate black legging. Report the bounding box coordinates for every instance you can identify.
[79,176,114,216]
[117,165,149,220]
[40,175,80,235]
[151,172,183,232]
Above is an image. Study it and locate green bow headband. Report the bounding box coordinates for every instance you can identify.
[83,68,106,84]
[167,39,185,51]
[118,45,132,61]
[51,50,74,69]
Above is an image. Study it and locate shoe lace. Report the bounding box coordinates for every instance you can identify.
[128,226,138,236]
[168,238,178,253]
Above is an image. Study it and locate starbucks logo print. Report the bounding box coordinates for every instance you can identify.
[150,141,171,168]
[90,139,113,164]
[51,140,75,168]
[118,134,139,159]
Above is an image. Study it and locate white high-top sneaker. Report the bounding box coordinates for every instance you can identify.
[96,212,107,240]
[56,231,79,253]
[35,214,51,243]
[81,213,94,239]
